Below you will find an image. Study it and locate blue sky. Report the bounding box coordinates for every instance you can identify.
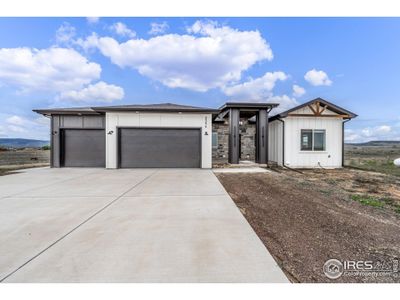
[0,17,399,142]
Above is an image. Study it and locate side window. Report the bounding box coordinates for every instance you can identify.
[313,130,326,151]
[300,129,326,151]
[300,130,313,151]
[212,132,218,149]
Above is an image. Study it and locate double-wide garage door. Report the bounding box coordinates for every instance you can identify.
[61,129,105,167]
[119,128,201,168]
[61,128,201,168]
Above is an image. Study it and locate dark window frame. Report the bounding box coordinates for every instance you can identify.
[300,129,326,151]
[313,129,326,151]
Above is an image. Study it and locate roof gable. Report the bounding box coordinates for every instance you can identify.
[269,97,357,121]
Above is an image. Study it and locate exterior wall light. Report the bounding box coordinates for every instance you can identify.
[107,131,114,135]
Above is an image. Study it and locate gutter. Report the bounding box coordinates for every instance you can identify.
[342,119,350,167]
[277,118,285,168]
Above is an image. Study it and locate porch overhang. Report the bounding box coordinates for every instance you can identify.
[214,102,279,165]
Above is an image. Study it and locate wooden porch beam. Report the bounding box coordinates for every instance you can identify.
[319,104,327,115]
[287,113,350,118]
[308,104,318,115]
[316,101,321,115]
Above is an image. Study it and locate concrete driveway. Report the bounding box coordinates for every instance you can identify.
[0,167,288,282]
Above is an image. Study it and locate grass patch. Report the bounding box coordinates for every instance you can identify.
[351,194,385,208]
[347,160,400,177]
[395,207,400,214]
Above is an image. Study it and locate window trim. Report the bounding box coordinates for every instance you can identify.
[300,129,326,152]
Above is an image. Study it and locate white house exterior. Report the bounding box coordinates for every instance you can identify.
[105,111,213,168]
[268,98,357,168]
[34,98,356,169]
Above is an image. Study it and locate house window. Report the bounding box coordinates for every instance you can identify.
[300,129,326,151]
[313,130,326,151]
[212,132,218,149]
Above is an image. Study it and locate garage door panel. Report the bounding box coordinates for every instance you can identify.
[119,128,201,168]
[63,130,105,167]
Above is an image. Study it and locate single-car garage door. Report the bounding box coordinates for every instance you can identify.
[61,129,105,167]
[119,128,201,168]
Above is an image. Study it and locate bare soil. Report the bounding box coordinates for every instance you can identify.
[216,168,400,283]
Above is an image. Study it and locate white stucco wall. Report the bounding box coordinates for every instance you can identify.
[283,116,343,168]
[105,112,212,169]
[268,120,283,166]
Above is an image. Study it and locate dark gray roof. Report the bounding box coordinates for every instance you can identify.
[269,97,357,121]
[33,107,99,116]
[92,102,219,113]
[33,102,219,115]
[219,102,279,111]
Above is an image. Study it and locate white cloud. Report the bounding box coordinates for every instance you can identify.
[344,129,362,143]
[304,69,332,86]
[222,72,287,100]
[0,113,50,139]
[87,17,100,24]
[58,81,124,103]
[149,22,169,35]
[0,47,101,93]
[292,84,306,97]
[344,125,398,143]
[109,22,136,39]
[6,115,26,126]
[55,22,76,45]
[34,116,50,126]
[83,20,273,92]
[75,32,100,52]
[7,124,26,133]
[267,95,299,115]
[361,125,391,137]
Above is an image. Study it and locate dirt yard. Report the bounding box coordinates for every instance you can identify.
[216,168,400,283]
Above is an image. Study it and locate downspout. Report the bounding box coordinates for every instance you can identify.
[342,119,350,167]
[277,118,285,168]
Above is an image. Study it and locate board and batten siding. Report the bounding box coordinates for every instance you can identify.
[106,112,212,169]
[268,120,283,165]
[283,116,343,168]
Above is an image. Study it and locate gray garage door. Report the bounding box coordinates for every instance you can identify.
[119,128,201,168]
[62,129,105,167]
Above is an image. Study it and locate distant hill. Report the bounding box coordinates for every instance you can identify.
[0,138,50,149]
[346,140,400,146]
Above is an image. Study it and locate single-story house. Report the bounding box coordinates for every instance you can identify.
[34,97,356,169]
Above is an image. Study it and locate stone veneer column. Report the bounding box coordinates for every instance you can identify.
[228,108,240,164]
[256,109,268,164]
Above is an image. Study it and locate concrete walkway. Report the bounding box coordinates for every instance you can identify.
[0,168,288,282]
